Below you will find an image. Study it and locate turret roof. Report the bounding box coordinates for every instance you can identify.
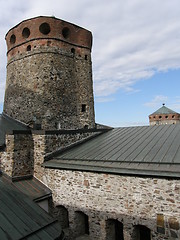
[150,104,179,116]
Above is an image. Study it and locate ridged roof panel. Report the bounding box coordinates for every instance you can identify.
[150,105,178,115]
[0,174,63,239]
[44,125,180,178]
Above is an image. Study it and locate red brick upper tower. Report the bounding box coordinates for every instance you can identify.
[149,104,180,125]
[4,16,95,130]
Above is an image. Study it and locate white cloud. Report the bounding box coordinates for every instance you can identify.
[144,95,168,108]
[0,0,180,103]
[144,95,180,113]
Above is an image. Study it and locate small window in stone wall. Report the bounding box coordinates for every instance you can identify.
[105,219,124,240]
[75,211,89,237]
[62,27,70,39]
[82,104,86,112]
[22,27,30,38]
[27,45,31,51]
[39,22,51,35]
[85,55,88,60]
[133,225,151,240]
[47,40,51,46]
[71,48,75,54]
[10,34,16,44]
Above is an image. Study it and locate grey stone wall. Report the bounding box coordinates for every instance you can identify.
[44,169,180,240]
[4,46,95,130]
[0,130,103,180]
[33,130,103,182]
[1,133,34,178]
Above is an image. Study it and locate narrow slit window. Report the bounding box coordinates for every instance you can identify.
[82,104,86,112]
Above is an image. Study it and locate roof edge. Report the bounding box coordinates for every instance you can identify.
[43,162,180,179]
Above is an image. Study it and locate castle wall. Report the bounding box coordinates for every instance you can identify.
[1,133,34,178]
[33,130,104,182]
[4,16,95,130]
[44,169,180,240]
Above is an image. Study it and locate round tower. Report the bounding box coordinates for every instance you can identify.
[3,16,95,130]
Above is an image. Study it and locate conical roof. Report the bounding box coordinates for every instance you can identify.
[150,104,178,116]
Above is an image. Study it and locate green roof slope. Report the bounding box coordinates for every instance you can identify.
[150,105,178,115]
[0,113,29,147]
[44,124,180,178]
[0,173,64,240]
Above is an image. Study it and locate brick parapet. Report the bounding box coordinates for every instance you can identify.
[149,113,180,125]
[6,16,92,61]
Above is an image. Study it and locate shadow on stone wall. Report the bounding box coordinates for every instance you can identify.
[12,132,34,179]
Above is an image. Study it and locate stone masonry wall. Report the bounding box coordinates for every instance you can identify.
[4,16,95,130]
[0,130,103,181]
[33,130,104,182]
[4,47,95,130]
[1,133,34,178]
[44,169,180,240]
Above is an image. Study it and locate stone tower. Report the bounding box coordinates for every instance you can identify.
[3,16,95,130]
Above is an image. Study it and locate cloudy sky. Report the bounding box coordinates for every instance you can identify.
[0,0,180,126]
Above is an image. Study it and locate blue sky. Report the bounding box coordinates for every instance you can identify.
[0,0,180,127]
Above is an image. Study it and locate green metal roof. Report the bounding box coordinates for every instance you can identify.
[150,105,178,115]
[0,113,29,147]
[43,124,180,178]
[0,173,64,240]
[12,177,52,201]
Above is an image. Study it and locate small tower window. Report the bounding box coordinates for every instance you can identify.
[82,104,86,112]
[62,27,70,39]
[27,45,31,51]
[39,22,51,35]
[10,34,16,44]
[71,48,75,54]
[22,27,30,38]
[85,55,88,60]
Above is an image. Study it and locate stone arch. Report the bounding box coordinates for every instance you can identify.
[133,225,151,240]
[57,205,69,229]
[105,219,124,240]
[74,211,89,237]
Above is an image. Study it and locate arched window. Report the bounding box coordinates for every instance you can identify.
[106,219,124,240]
[74,211,89,237]
[57,205,69,229]
[133,225,151,240]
